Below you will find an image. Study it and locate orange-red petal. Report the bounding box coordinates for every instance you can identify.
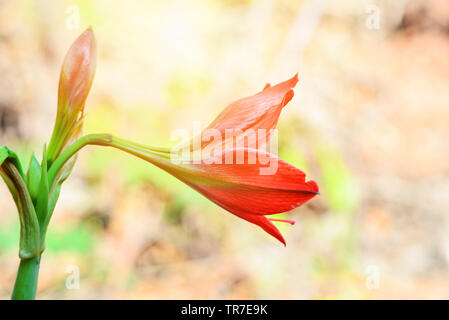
[188,74,299,151]
[117,145,318,244]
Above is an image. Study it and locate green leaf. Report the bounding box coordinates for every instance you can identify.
[0,145,25,179]
[0,147,19,202]
[44,152,77,245]
[46,155,76,226]
[36,146,49,246]
[26,154,41,205]
[0,146,8,164]
[1,161,40,259]
[1,146,40,259]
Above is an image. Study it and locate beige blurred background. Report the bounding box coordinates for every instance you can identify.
[0,0,448,299]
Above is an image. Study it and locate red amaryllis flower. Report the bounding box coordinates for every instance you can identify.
[47,27,97,164]
[50,73,318,245]
[89,137,319,245]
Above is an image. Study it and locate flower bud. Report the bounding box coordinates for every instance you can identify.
[47,28,97,164]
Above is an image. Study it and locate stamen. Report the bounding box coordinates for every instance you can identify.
[268,218,295,225]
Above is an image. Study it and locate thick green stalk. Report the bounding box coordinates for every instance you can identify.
[2,161,41,300]
[2,162,40,259]
[11,255,41,300]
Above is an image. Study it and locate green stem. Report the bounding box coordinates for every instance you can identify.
[11,255,41,300]
[47,134,112,185]
[47,133,172,187]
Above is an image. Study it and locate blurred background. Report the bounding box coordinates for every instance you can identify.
[0,0,448,299]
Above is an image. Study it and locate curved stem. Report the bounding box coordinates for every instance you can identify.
[11,255,41,300]
[47,134,113,185]
[47,133,172,187]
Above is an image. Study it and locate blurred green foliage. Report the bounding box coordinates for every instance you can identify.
[0,221,95,254]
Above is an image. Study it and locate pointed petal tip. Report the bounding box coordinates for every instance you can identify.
[279,74,299,101]
[78,27,91,36]
[290,73,299,86]
[272,230,286,246]
[280,237,286,246]
[285,73,299,88]
[268,221,287,246]
[77,27,96,49]
[83,26,94,36]
[265,73,299,94]
[308,180,319,193]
